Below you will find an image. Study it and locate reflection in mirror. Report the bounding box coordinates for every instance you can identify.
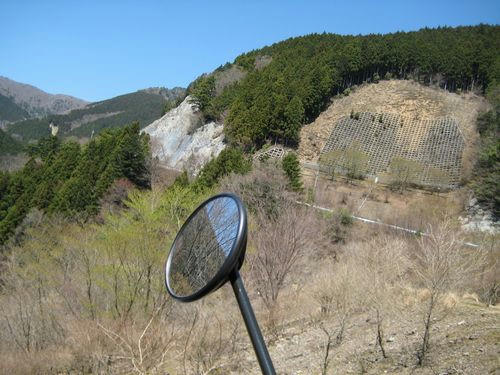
[168,196,240,297]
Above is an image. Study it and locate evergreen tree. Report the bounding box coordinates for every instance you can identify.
[189,75,216,118]
[0,123,152,244]
[282,152,303,192]
[0,129,22,155]
[192,25,500,149]
[114,122,151,188]
[472,82,500,219]
[194,148,251,191]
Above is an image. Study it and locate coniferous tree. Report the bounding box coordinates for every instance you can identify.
[194,148,251,191]
[282,152,303,192]
[189,75,216,118]
[0,123,152,244]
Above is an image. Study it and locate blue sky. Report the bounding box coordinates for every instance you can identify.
[1,1,498,102]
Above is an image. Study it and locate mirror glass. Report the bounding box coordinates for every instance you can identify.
[167,196,240,297]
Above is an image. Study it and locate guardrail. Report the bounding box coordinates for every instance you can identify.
[296,200,479,248]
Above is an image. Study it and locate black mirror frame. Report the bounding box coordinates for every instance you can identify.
[165,192,248,302]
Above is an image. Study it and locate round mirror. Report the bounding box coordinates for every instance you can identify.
[165,193,247,301]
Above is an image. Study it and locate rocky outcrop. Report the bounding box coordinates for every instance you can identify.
[143,96,225,175]
[459,197,498,234]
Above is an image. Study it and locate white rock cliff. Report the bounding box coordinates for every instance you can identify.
[142,96,225,175]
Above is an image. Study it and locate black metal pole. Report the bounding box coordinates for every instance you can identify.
[230,270,276,375]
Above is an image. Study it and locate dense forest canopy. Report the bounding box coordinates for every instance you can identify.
[0,129,22,156]
[0,129,252,246]
[0,123,151,245]
[0,93,30,123]
[190,25,499,149]
[472,82,500,219]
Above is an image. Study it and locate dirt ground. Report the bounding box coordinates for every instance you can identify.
[238,298,499,374]
[205,236,499,375]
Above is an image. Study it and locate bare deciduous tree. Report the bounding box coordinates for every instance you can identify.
[97,303,177,374]
[408,220,487,365]
[311,257,363,374]
[219,160,293,218]
[181,302,244,375]
[476,233,499,305]
[250,202,316,312]
[387,157,423,192]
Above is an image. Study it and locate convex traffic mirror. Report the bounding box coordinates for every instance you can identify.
[165,193,275,375]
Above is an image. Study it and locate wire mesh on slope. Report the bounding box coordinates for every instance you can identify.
[319,112,464,189]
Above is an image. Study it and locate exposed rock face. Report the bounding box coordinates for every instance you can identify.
[143,96,225,175]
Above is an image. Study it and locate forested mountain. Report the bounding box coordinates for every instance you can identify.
[141,86,186,102]
[0,76,88,119]
[0,128,22,156]
[6,88,185,142]
[189,25,499,149]
[0,93,30,124]
[2,24,499,241]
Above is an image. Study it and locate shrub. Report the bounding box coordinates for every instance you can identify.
[339,208,353,226]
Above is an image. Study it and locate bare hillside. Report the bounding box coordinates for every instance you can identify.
[299,80,489,177]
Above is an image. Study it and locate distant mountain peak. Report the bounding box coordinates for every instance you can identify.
[0,76,88,119]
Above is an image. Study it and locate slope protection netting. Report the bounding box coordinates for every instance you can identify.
[254,146,286,161]
[320,112,465,188]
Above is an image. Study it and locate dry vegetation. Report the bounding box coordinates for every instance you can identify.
[0,162,497,374]
[0,154,29,172]
[302,163,469,232]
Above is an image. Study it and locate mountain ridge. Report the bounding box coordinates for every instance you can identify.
[6,87,186,142]
[0,76,88,120]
